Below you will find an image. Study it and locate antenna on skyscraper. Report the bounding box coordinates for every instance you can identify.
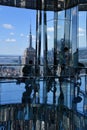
[29,21,32,48]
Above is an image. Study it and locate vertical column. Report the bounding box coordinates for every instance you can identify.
[35,9,38,75]
[43,0,48,105]
[86,12,87,48]
[53,3,58,105]
[83,95,87,114]
[64,9,71,106]
[54,0,58,68]
[37,10,42,76]
[84,75,87,113]
[38,10,42,65]
[54,11,58,71]
[64,8,71,57]
[72,6,79,67]
[14,0,16,6]
[0,83,1,105]
[43,11,48,76]
[85,74,87,94]
[35,0,42,76]
[71,6,79,111]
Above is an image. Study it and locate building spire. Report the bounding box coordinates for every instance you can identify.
[29,24,32,48]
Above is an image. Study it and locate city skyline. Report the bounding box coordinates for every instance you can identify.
[0,5,87,56]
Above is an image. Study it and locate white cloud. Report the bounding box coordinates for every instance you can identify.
[27,35,29,38]
[47,35,51,40]
[27,35,36,42]
[10,32,14,35]
[2,24,14,29]
[47,27,54,32]
[58,25,61,29]
[20,33,24,37]
[5,38,16,43]
[78,27,85,37]
[32,35,36,41]
[47,26,61,32]
[78,33,85,37]
[78,27,85,33]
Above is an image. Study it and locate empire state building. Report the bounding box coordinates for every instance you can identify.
[23,25,35,65]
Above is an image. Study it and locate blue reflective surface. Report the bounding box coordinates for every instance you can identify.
[0,76,86,114]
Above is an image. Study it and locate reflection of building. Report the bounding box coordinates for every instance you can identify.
[1,1,87,130]
[79,48,87,66]
[22,25,35,65]
[47,49,54,64]
[0,125,6,130]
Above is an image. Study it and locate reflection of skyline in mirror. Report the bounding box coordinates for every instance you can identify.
[0,5,87,56]
[0,2,87,129]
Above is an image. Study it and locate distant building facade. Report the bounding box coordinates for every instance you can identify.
[79,48,87,66]
[22,25,35,65]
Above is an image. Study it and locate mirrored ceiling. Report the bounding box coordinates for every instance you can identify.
[0,0,80,11]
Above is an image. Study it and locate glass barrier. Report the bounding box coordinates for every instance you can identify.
[0,104,87,130]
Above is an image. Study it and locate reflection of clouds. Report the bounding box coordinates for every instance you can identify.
[78,27,85,37]
[47,26,61,32]
[58,12,62,15]
[72,8,77,16]
[79,27,85,33]
[58,25,61,29]
[47,27,54,32]
[78,33,85,37]
[79,12,84,17]
[47,35,51,40]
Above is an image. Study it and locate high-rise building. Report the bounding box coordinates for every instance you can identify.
[22,25,35,65]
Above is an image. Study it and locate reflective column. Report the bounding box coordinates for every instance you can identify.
[43,0,48,105]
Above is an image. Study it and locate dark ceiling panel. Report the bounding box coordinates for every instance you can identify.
[0,0,87,11]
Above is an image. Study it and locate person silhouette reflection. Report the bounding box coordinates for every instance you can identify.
[58,86,64,105]
[22,84,32,104]
[58,78,64,105]
[58,78,64,129]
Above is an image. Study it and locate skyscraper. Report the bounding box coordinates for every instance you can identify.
[22,24,35,65]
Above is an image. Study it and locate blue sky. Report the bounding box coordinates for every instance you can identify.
[0,5,36,55]
[0,5,86,55]
[79,11,86,48]
[0,5,55,56]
